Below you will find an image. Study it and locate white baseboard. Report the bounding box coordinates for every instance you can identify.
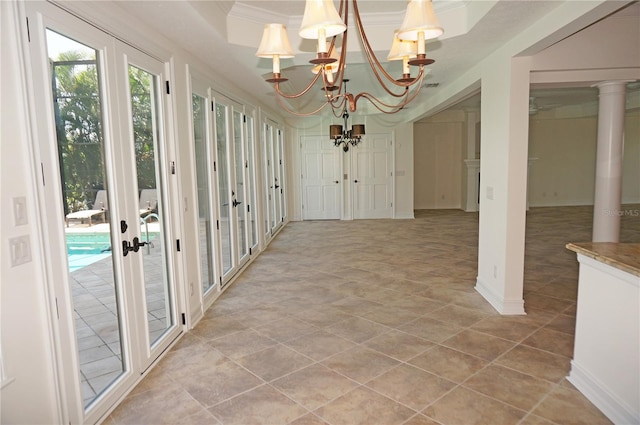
[395,213,415,219]
[568,361,639,425]
[475,277,526,315]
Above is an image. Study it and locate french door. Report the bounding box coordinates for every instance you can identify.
[27,3,180,423]
[301,135,342,220]
[352,134,394,219]
[263,121,286,236]
[212,96,255,286]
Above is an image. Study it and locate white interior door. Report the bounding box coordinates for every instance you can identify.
[352,134,394,219]
[26,4,180,423]
[301,135,342,220]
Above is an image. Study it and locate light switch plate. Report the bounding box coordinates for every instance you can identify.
[13,197,28,226]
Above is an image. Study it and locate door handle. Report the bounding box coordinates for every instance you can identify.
[334,180,339,184]
[122,236,148,256]
[232,199,243,208]
[274,185,280,189]
[354,180,359,183]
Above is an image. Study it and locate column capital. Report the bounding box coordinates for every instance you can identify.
[592,80,634,92]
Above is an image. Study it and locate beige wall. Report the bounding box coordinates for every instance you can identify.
[414,111,465,210]
[414,108,640,210]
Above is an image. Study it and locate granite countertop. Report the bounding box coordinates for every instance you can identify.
[566,242,640,277]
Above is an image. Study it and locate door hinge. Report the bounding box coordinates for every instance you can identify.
[219,276,222,285]
[249,247,252,255]
[26,18,31,42]
[213,161,217,172]
[247,204,250,213]
[216,220,219,230]
[170,161,176,174]
[243,115,247,123]
[176,239,181,252]
[40,163,45,186]
[211,101,214,111]
[165,81,170,94]
[181,313,186,325]
[279,159,282,165]
[245,159,248,168]
[55,297,59,319]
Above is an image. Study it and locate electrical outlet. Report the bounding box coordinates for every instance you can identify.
[9,235,32,267]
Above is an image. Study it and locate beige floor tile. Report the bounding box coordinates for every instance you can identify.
[208,329,277,359]
[174,358,263,407]
[495,345,570,383]
[289,413,330,425]
[522,327,575,358]
[106,206,632,424]
[254,317,319,343]
[399,317,464,343]
[425,304,491,327]
[284,330,356,361]
[359,305,421,327]
[470,316,541,342]
[442,329,515,361]
[409,345,487,383]
[402,414,442,425]
[236,344,313,382]
[109,385,205,425]
[314,386,415,425]
[363,330,434,361]
[423,386,526,425]
[321,346,399,383]
[152,343,227,380]
[366,364,456,411]
[271,364,359,410]
[324,316,390,343]
[463,365,554,411]
[173,408,222,424]
[545,314,576,335]
[208,385,307,425]
[532,385,613,425]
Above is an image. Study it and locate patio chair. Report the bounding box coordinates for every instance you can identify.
[65,190,107,227]
[139,189,157,217]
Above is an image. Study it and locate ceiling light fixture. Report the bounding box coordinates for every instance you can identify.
[329,79,365,151]
[256,0,443,116]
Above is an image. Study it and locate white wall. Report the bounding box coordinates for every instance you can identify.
[1,2,62,423]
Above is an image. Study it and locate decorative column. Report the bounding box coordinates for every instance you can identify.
[592,81,628,242]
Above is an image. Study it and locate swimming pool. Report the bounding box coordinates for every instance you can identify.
[66,233,113,272]
[66,232,159,272]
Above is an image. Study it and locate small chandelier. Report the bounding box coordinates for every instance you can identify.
[330,83,365,151]
[256,0,444,116]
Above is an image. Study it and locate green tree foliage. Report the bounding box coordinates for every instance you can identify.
[52,52,156,214]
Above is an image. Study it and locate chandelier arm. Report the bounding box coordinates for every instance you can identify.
[273,72,323,99]
[274,91,331,116]
[353,0,423,91]
[348,69,425,113]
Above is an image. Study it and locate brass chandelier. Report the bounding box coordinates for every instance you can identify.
[256,0,444,117]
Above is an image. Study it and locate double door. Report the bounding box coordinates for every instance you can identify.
[215,99,257,285]
[301,133,393,220]
[27,3,180,423]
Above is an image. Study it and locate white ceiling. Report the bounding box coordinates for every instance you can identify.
[113,0,639,122]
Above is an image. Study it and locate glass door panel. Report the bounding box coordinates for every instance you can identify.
[216,103,233,276]
[246,114,258,250]
[233,110,248,261]
[46,28,126,409]
[127,64,173,347]
[192,93,216,294]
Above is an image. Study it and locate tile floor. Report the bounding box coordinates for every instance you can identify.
[105,206,639,425]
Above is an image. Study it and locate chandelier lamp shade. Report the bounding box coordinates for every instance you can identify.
[255,0,444,116]
[331,107,365,152]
